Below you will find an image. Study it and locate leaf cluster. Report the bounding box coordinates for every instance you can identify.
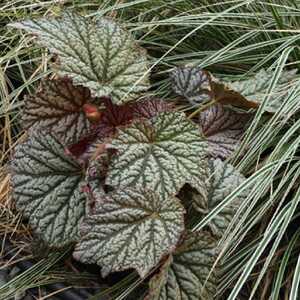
[9,11,299,299]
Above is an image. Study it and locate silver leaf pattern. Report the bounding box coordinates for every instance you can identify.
[73,187,185,277]
[146,231,219,300]
[170,66,213,105]
[10,12,150,104]
[106,111,209,201]
[10,132,87,247]
[192,158,247,237]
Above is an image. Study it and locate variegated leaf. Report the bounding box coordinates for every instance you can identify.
[191,159,247,237]
[10,132,87,247]
[146,231,219,300]
[73,188,185,278]
[10,12,149,104]
[23,78,95,145]
[218,68,298,112]
[199,103,252,159]
[170,66,213,105]
[106,111,209,200]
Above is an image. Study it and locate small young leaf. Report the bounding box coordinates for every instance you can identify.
[106,111,209,200]
[199,103,252,159]
[82,103,102,123]
[73,188,185,278]
[170,66,213,105]
[192,159,247,237]
[10,12,150,104]
[146,231,218,300]
[23,78,95,145]
[10,132,87,247]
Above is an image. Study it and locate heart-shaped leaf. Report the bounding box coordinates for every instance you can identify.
[146,231,219,300]
[199,103,252,159]
[191,159,247,237]
[10,12,150,104]
[23,78,96,145]
[170,66,213,105]
[10,132,87,247]
[106,111,209,200]
[73,187,185,278]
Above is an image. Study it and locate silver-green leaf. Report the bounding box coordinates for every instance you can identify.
[73,188,185,278]
[192,159,247,237]
[10,12,150,104]
[10,132,87,247]
[146,231,219,300]
[170,66,213,105]
[23,78,95,145]
[106,111,209,200]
